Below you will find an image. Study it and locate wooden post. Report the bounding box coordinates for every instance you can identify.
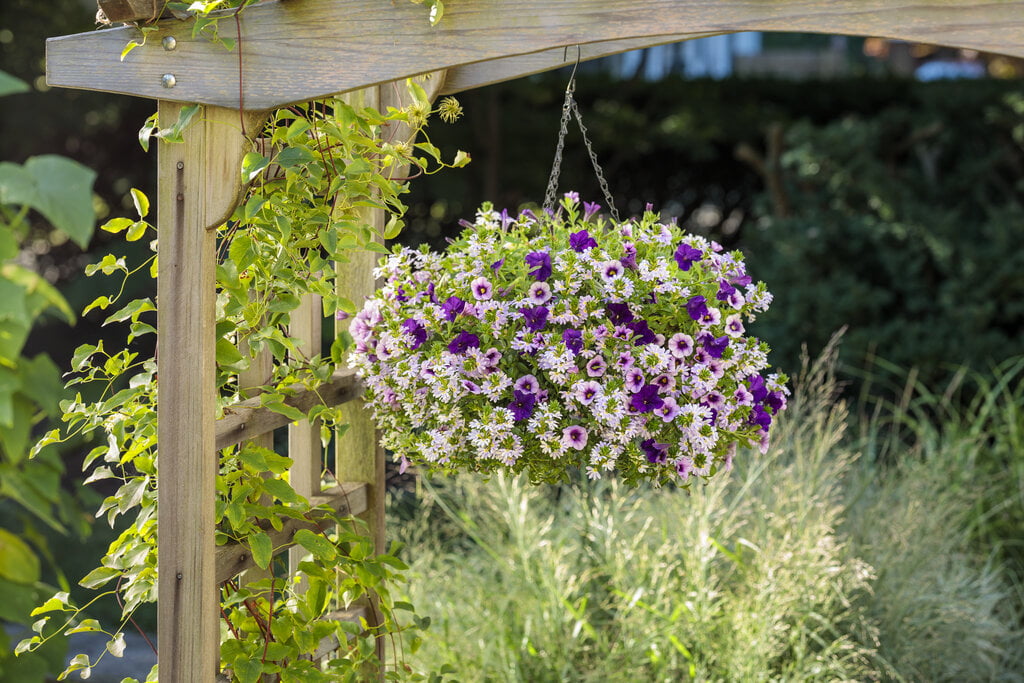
[289,293,323,578]
[156,102,257,682]
[336,86,386,556]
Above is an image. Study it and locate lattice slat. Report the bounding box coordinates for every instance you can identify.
[216,370,361,449]
[215,482,369,583]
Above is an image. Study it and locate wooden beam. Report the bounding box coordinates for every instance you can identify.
[96,0,162,24]
[156,103,254,683]
[215,369,361,450]
[441,33,720,94]
[215,483,369,583]
[47,0,1024,109]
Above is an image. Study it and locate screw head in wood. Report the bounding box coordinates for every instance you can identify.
[161,73,177,88]
[162,36,177,51]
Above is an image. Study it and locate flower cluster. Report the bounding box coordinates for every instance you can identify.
[348,194,788,486]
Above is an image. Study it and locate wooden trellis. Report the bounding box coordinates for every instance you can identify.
[44,1,1024,680]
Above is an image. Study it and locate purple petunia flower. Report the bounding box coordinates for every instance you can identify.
[625,368,645,393]
[653,373,675,393]
[562,328,583,355]
[575,380,601,404]
[462,380,481,394]
[525,251,552,281]
[748,374,769,403]
[700,307,721,327]
[724,314,744,338]
[629,384,664,413]
[668,333,694,359]
[686,295,709,321]
[616,351,634,370]
[569,229,599,252]
[733,386,754,406]
[483,347,502,367]
[716,279,736,302]
[472,276,493,301]
[448,331,480,355]
[627,319,658,346]
[520,306,550,332]
[750,405,772,432]
[704,391,726,410]
[441,295,465,321]
[500,208,514,229]
[702,334,730,359]
[606,302,634,326]
[600,260,624,281]
[766,391,787,413]
[514,374,540,394]
[564,191,580,203]
[586,356,607,377]
[676,458,693,480]
[491,258,505,272]
[562,425,588,450]
[509,390,536,422]
[655,396,681,422]
[400,318,427,350]
[674,243,703,271]
[583,201,601,221]
[641,438,670,464]
[731,273,753,287]
[528,281,552,304]
[620,242,638,270]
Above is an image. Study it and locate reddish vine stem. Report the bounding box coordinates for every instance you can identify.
[114,574,159,656]
[220,602,243,641]
[262,575,276,663]
[234,4,246,136]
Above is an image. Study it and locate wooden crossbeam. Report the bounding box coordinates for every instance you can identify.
[215,369,362,450]
[215,482,369,583]
[48,0,1024,110]
[310,607,371,660]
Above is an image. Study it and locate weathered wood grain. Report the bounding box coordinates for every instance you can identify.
[237,326,274,585]
[288,293,324,577]
[48,0,1024,109]
[156,102,252,683]
[215,369,362,450]
[96,0,161,25]
[336,86,386,557]
[215,483,369,583]
[441,34,719,94]
[310,607,371,660]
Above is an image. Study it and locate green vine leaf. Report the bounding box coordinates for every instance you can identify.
[78,566,121,590]
[293,529,336,562]
[248,531,273,570]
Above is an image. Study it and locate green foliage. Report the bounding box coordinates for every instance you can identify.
[726,88,1024,386]
[19,59,466,678]
[395,341,1024,680]
[0,69,97,681]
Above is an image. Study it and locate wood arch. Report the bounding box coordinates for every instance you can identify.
[43,2,1024,680]
[48,0,1024,110]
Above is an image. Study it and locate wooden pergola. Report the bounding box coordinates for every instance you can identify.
[45,1,1024,680]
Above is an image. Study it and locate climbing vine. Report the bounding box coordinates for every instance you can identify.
[17,2,466,680]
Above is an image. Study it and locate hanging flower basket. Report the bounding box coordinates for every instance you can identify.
[348,194,788,486]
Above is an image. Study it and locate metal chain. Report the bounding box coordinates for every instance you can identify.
[570,97,620,223]
[543,72,620,222]
[542,87,574,214]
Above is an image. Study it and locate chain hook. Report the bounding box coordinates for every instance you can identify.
[544,43,619,222]
[563,44,581,93]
